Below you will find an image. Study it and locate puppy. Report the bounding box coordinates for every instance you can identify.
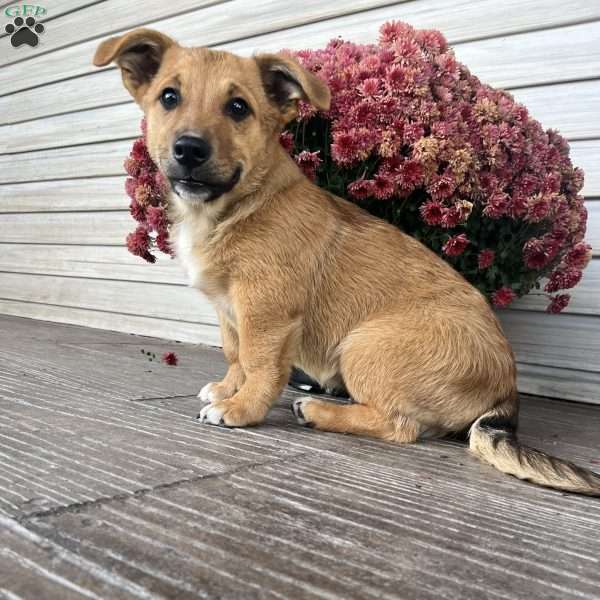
[94,29,600,495]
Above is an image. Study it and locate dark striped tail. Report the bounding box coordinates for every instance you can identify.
[469,402,600,496]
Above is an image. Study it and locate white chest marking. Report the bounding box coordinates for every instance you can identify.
[175,221,236,326]
[175,221,206,289]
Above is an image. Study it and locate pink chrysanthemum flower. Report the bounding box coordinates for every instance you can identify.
[126,225,155,264]
[442,233,469,257]
[146,206,167,232]
[279,131,295,153]
[124,158,141,178]
[295,150,322,182]
[440,206,461,229]
[123,127,173,262]
[397,160,423,190]
[526,193,552,223]
[565,242,592,270]
[347,179,375,199]
[131,138,150,162]
[492,287,516,308]
[129,200,146,223]
[372,173,395,200]
[544,267,583,293]
[523,238,550,270]
[419,200,444,226]
[546,294,570,314]
[125,177,138,200]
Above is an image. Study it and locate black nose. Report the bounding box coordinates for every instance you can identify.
[173,135,212,169]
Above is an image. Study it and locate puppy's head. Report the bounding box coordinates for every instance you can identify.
[93,29,330,207]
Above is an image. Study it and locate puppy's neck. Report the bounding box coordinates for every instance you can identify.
[254,143,306,199]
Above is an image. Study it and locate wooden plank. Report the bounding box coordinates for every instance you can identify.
[0,70,129,126]
[515,363,600,405]
[0,0,407,96]
[498,309,600,373]
[0,140,131,183]
[0,272,218,325]
[0,211,130,244]
[3,79,598,153]
[0,103,142,154]
[511,259,600,316]
[0,516,139,599]
[0,299,220,345]
[0,244,186,285]
[0,177,129,212]
[453,21,600,89]
[510,80,600,141]
[569,139,600,197]
[0,0,229,67]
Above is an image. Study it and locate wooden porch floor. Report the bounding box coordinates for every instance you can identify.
[0,315,599,600]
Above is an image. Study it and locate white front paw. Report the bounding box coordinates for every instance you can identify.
[197,403,225,426]
[198,382,216,402]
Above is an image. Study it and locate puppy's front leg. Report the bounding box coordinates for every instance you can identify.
[198,311,245,402]
[198,314,299,427]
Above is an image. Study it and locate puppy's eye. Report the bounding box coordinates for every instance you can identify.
[225,97,250,121]
[160,88,180,110]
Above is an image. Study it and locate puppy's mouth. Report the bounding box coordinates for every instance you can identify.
[169,167,242,203]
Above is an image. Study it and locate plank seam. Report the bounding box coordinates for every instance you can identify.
[447,15,600,46]
[0,99,133,127]
[0,135,136,157]
[0,271,186,287]
[129,394,196,402]
[15,455,304,523]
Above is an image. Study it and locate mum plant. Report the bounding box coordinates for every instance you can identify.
[123,21,591,313]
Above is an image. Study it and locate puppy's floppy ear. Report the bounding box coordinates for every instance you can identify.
[255,53,331,123]
[93,28,176,103]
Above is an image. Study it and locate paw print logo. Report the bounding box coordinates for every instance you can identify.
[5,16,45,48]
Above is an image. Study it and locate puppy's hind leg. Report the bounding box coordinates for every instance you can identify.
[292,397,419,443]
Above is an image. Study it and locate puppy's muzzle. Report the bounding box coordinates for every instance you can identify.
[168,134,241,202]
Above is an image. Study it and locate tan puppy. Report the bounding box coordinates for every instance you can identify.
[94,29,600,495]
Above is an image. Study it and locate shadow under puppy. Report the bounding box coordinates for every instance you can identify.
[94,29,600,495]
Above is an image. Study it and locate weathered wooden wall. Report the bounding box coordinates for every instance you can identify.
[0,1,598,402]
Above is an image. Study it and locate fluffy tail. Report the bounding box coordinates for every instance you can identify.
[469,401,600,496]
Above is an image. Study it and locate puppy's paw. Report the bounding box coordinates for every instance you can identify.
[197,397,268,428]
[198,382,217,402]
[292,397,314,428]
[198,381,236,403]
[196,403,226,427]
